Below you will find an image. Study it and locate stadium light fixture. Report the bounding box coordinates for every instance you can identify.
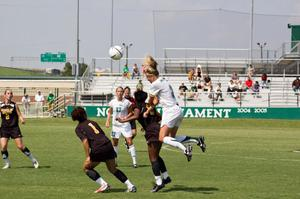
[257,42,267,63]
[122,43,133,66]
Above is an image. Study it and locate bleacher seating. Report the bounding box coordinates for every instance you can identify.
[79,73,299,107]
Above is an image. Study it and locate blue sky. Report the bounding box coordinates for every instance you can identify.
[0,0,300,68]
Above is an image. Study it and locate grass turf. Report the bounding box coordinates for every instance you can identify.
[0,118,299,199]
[0,66,45,76]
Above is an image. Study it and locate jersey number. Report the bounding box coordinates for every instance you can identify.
[116,107,121,113]
[88,123,99,134]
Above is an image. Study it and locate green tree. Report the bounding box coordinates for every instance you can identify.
[79,63,88,76]
[61,62,88,76]
[62,62,72,76]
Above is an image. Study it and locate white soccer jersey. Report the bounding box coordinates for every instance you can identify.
[149,77,177,108]
[109,98,132,128]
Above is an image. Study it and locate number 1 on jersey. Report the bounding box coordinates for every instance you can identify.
[88,123,100,134]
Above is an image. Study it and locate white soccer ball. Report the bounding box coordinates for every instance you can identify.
[109,45,123,60]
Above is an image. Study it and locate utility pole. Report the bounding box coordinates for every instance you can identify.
[122,43,133,66]
[74,0,80,106]
[257,42,267,63]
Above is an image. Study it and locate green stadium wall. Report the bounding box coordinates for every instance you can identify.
[67,106,300,120]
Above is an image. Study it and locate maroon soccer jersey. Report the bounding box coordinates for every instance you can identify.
[75,120,111,154]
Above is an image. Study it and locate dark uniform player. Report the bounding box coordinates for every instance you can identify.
[123,86,137,140]
[117,90,171,192]
[0,89,39,169]
[71,107,136,193]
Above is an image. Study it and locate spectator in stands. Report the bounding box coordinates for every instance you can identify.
[21,94,30,116]
[178,83,188,98]
[208,85,215,100]
[292,77,300,94]
[141,64,146,78]
[227,79,235,95]
[252,81,260,97]
[247,64,255,78]
[261,73,268,89]
[195,65,203,81]
[214,83,223,101]
[203,74,212,92]
[231,72,239,83]
[186,84,198,100]
[237,80,245,93]
[188,68,195,83]
[123,64,130,79]
[34,90,44,117]
[47,91,55,115]
[131,63,140,79]
[245,77,253,91]
[197,80,203,90]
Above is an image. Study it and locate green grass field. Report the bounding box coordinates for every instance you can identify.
[0,118,299,199]
[0,66,46,76]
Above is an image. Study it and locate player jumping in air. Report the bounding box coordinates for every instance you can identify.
[143,55,206,161]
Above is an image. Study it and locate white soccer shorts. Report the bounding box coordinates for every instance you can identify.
[111,125,132,139]
[161,105,183,128]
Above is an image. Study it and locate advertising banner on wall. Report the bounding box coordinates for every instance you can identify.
[67,106,300,120]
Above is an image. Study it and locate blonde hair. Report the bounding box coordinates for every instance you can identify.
[144,55,159,76]
[144,55,158,70]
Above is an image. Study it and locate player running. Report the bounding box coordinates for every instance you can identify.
[71,107,136,193]
[106,86,138,167]
[143,55,206,161]
[0,89,39,169]
[117,90,171,192]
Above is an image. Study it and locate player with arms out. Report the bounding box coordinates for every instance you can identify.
[0,89,39,169]
[143,56,206,161]
[106,86,137,167]
[117,90,171,192]
[71,107,136,193]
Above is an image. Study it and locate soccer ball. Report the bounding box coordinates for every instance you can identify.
[109,45,123,60]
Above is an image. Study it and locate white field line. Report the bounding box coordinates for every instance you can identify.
[162,146,300,162]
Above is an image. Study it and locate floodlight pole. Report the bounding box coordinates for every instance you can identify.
[122,43,133,66]
[250,0,254,64]
[74,0,80,106]
[110,0,114,73]
[257,42,267,63]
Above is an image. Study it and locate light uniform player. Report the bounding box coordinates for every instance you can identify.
[106,87,137,167]
[144,56,206,161]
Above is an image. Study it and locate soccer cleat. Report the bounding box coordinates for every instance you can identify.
[127,185,137,193]
[184,145,193,162]
[32,159,39,169]
[197,136,206,152]
[151,183,165,192]
[94,183,110,193]
[162,177,172,185]
[2,163,11,169]
[133,164,138,168]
